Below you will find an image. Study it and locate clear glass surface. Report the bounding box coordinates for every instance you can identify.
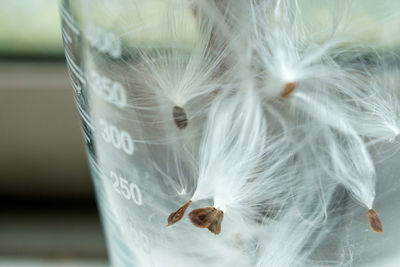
[60,1,400,266]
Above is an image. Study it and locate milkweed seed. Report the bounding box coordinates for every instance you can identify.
[281,82,298,98]
[173,105,188,130]
[207,210,224,235]
[188,207,224,235]
[367,208,383,233]
[167,200,192,226]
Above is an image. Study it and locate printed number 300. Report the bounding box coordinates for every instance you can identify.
[99,119,134,155]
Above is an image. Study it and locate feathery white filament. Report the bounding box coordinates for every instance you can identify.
[87,0,400,266]
[192,88,267,212]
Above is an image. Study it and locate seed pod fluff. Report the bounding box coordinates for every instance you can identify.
[84,0,400,266]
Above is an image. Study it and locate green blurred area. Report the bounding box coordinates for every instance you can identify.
[0,0,63,58]
[0,0,399,59]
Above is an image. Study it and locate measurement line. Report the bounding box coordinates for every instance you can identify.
[88,156,106,180]
[66,71,78,93]
[66,69,83,96]
[64,51,84,76]
[76,102,94,130]
[77,108,94,131]
[62,28,72,43]
[66,59,86,85]
[61,6,78,29]
[70,77,82,94]
[61,6,80,35]
[65,53,86,85]
[82,128,91,143]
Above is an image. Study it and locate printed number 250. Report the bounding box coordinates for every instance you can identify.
[110,171,142,205]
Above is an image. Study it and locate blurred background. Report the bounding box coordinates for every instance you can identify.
[0,0,398,266]
[0,0,107,266]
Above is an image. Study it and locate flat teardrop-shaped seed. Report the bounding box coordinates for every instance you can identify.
[281,82,298,98]
[173,106,188,130]
[367,209,383,233]
[167,200,192,226]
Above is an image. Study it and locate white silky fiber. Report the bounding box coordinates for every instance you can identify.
[61,0,400,266]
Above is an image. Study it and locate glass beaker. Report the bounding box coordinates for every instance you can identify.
[60,1,400,266]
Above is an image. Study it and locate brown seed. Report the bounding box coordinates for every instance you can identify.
[188,207,224,235]
[367,208,383,233]
[167,200,192,226]
[172,105,188,130]
[281,82,298,98]
[207,210,224,235]
[188,207,217,228]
